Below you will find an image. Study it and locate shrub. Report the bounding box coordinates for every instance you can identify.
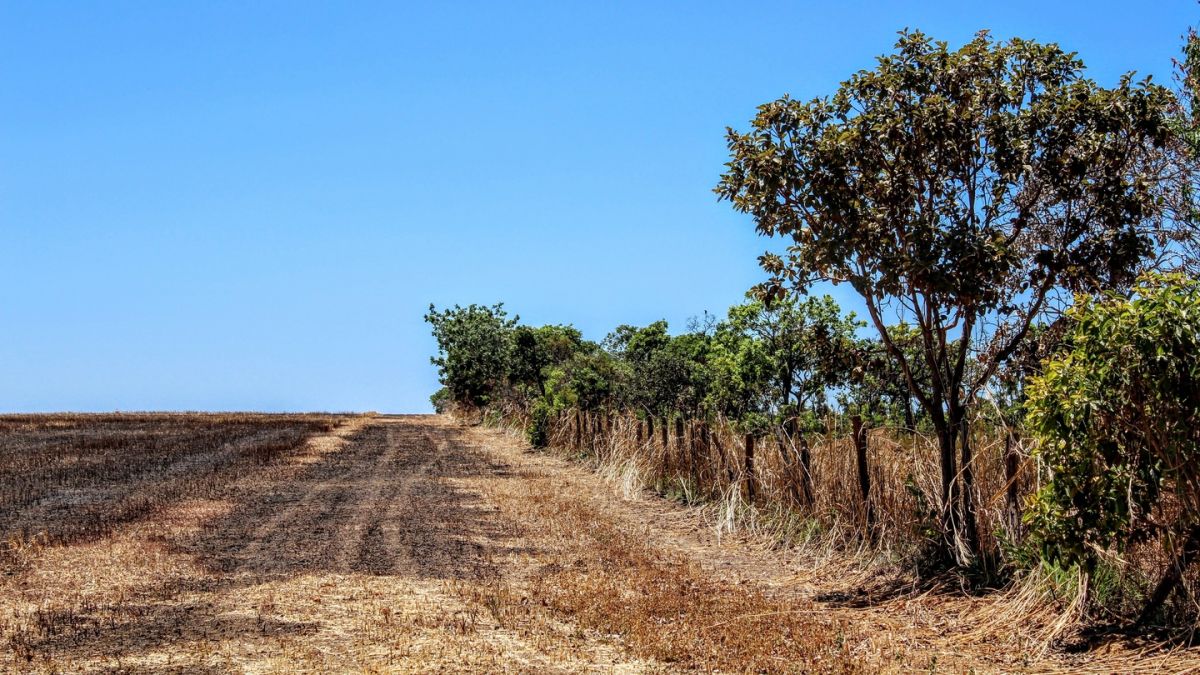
[1025,273,1200,621]
[527,399,552,449]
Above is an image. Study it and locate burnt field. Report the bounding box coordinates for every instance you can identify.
[0,414,343,557]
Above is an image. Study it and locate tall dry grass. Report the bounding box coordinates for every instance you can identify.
[514,407,1031,566]
[480,402,1200,641]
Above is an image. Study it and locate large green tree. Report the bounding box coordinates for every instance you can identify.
[718,30,1176,562]
[715,294,860,503]
[425,303,517,407]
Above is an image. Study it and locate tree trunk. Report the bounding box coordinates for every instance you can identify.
[743,434,756,502]
[646,416,654,450]
[797,431,813,506]
[935,419,959,561]
[676,417,687,480]
[1004,430,1022,540]
[852,415,875,540]
[958,414,980,559]
[1138,523,1200,625]
[574,409,582,450]
[636,418,643,446]
[904,398,915,435]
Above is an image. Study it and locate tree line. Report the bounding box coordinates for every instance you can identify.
[428,29,1200,628]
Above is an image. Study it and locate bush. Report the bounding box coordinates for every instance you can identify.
[430,387,453,414]
[1025,273,1200,620]
[527,399,552,449]
[424,303,517,407]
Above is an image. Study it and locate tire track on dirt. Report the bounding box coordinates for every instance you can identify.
[203,420,388,575]
[338,424,438,575]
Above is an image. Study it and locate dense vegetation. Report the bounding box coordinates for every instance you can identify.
[428,30,1200,632]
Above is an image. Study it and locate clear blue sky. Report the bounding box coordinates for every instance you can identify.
[1,1,1193,412]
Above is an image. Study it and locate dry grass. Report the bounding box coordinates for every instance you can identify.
[526,408,1200,622]
[486,466,865,671]
[479,408,1200,672]
[529,408,1028,560]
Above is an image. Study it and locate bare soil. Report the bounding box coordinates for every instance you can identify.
[1,414,1196,672]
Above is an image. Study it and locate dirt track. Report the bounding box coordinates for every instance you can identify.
[1,416,653,672]
[3,415,1196,673]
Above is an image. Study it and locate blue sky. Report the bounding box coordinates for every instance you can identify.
[1,1,1194,412]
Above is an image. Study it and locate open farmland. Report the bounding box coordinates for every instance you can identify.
[0,413,1195,673]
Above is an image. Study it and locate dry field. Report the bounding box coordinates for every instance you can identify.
[1,414,1197,673]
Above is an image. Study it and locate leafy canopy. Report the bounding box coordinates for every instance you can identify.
[425,303,517,407]
[717,30,1174,408]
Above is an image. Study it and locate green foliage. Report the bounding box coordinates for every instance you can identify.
[701,294,861,436]
[1172,28,1200,159]
[719,30,1171,309]
[843,328,924,429]
[1025,274,1200,574]
[509,324,585,397]
[527,398,552,448]
[544,342,620,413]
[605,321,703,417]
[706,319,772,427]
[425,303,517,406]
[717,27,1175,410]
[718,29,1175,561]
[429,387,453,414]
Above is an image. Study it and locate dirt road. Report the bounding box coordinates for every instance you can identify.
[3,415,1193,673]
[2,416,650,672]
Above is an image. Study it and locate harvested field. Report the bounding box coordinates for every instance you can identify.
[1,414,1197,672]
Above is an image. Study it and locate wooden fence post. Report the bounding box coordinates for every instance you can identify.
[661,417,670,469]
[852,415,875,538]
[792,418,813,506]
[675,417,687,480]
[1004,430,1022,539]
[710,426,734,486]
[743,434,756,502]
